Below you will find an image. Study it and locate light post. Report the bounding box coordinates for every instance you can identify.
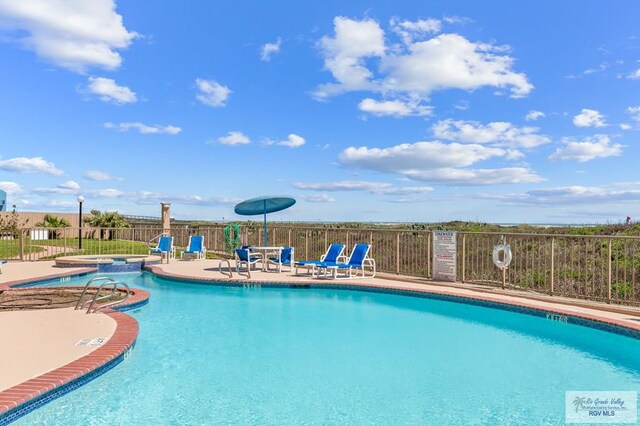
[77,196,84,250]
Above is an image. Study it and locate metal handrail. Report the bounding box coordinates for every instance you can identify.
[74,277,116,310]
[86,280,131,314]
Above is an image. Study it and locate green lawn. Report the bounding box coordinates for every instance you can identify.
[0,240,44,259]
[38,238,151,255]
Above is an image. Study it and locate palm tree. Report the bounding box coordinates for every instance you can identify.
[86,210,130,240]
[36,214,70,239]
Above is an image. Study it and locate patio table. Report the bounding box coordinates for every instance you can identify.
[250,246,284,271]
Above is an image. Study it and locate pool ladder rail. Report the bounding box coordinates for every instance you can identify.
[75,276,131,314]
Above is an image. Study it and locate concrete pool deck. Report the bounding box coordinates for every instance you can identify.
[0,308,117,393]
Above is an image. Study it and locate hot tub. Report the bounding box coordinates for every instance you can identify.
[54,254,161,272]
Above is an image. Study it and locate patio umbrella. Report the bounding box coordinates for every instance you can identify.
[234,196,296,246]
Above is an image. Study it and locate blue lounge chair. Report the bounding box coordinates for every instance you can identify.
[316,243,376,279]
[235,247,263,277]
[149,235,175,261]
[295,243,345,275]
[181,235,206,260]
[0,260,7,274]
[265,246,294,272]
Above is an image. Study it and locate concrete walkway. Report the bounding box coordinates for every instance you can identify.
[0,307,116,392]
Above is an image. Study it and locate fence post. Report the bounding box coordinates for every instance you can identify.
[325,230,328,249]
[288,229,292,247]
[427,232,431,278]
[305,230,308,259]
[19,229,25,261]
[461,234,466,283]
[98,229,102,255]
[550,237,555,296]
[502,268,506,289]
[607,239,612,303]
[396,232,400,274]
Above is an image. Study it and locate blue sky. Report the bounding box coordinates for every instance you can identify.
[0,1,639,223]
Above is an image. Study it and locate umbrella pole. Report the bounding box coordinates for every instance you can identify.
[263,200,268,246]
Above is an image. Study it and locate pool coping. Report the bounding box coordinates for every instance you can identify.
[145,265,640,340]
[0,276,149,424]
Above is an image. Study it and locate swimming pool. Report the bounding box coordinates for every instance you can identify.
[12,272,640,424]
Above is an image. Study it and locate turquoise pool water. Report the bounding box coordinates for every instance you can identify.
[14,272,640,425]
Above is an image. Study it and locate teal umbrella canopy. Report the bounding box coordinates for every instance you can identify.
[234,196,296,245]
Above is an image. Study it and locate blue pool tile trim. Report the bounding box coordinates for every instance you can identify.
[0,343,136,426]
[113,297,149,312]
[10,271,95,288]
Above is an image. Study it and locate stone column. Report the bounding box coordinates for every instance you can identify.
[161,203,171,235]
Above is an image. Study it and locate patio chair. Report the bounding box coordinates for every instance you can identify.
[235,247,263,278]
[181,235,206,260]
[316,243,376,279]
[149,235,175,261]
[0,260,6,274]
[265,246,294,272]
[294,243,345,275]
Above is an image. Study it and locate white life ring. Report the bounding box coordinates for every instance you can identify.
[492,244,512,269]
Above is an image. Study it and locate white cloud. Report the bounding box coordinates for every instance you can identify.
[0,181,22,194]
[216,131,250,145]
[573,109,607,128]
[28,182,242,209]
[32,180,81,195]
[627,69,640,80]
[338,141,542,185]
[101,190,239,206]
[84,188,125,198]
[315,17,533,102]
[59,180,80,190]
[280,134,305,148]
[432,119,550,148]
[443,16,472,25]
[453,100,470,110]
[549,134,624,162]
[358,98,432,117]
[195,78,231,107]
[104,122,181,135]
[0,0,138,72]
[479,185,640,206]
[620,123,632,130]
[390,17,441,45]
[627,106,640,122]
[127,192,240,206]
[302,193,336,203]
[0,156,63,175]
[315,17,385,98]
[401,167,541,185]
[86,77,136,104]
[294,180,433,195]
[84,170,121,181]
[260,37,281,61]
[525,110,545,121]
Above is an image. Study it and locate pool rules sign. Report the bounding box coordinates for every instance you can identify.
[433,231,457,282]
